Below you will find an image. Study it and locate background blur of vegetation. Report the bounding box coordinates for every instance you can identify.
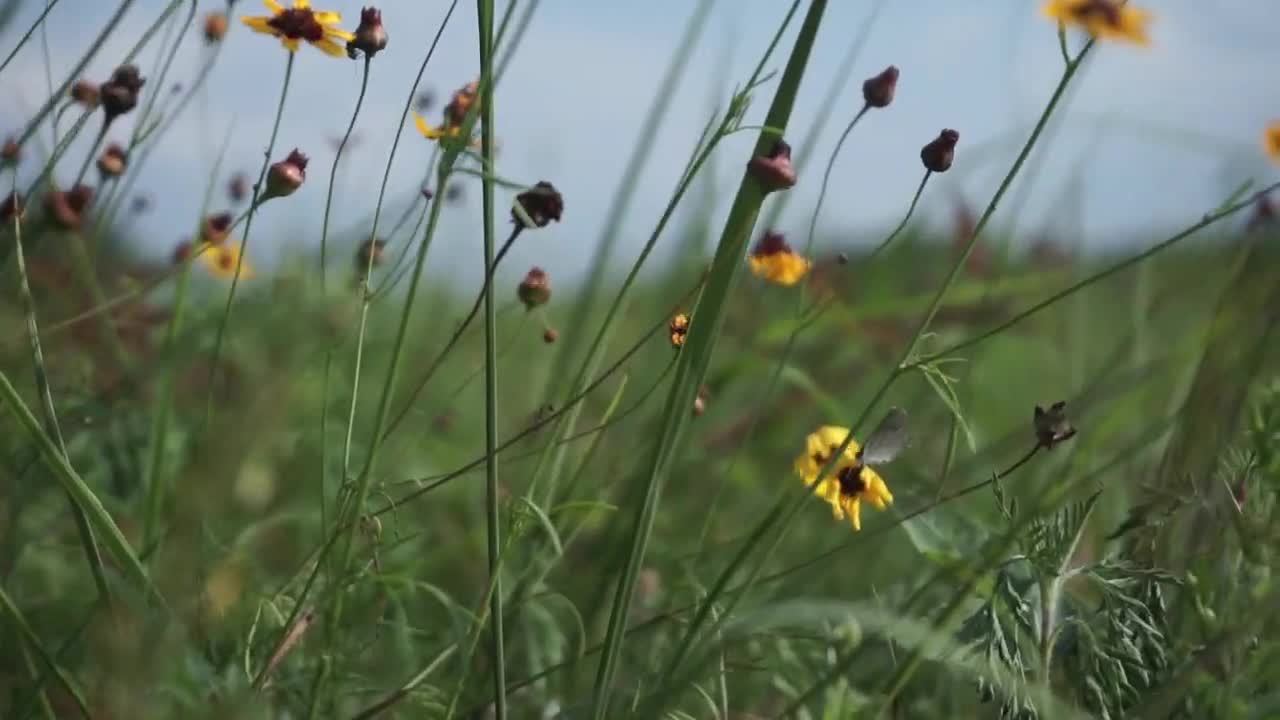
[2,1,1279,718]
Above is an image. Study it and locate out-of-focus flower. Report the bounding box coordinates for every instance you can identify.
[204,12,229,43]
[747,139,797,192]
[543,327,558,343]
[241,0,354,56]
[1264,121,1280,165]
[44,185,94,229]
[356,237,386,270]
[199,240,254,279]
[97,143,128,178]
[794,426,894,532]
[70,80,99,107]
[921,129,959,173]
[263,149,308,200]
[228,172,250,204]
[202,556,245,619]
[518,267,551,309]
[1,138,19,166]
[202,212,234,245]
[1033,401,1076,449]
[862,65,899,109]
[669,313,690,349]
[748,230,811,287]
[413,80,480,144]
[1,192,24,224]
[100,65,145,122]
[346,7,387,59]
[1042,0,1152,46]
[513,181,564,228]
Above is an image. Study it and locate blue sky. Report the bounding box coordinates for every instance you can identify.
[3,0,1277,287]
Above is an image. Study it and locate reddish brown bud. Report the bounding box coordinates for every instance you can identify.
[517,267,551,309]
[747,139,796,192]
[921,129,959,173]
[513,181,563,228]
[347,7,388,59]
[70,80,99,107]
[264,149,308,200]
[1,191,24,224]
[204,12,229,43]
[97,143,128,178]
[228,172,249,204]
[100,64,145,122]
[1,138,20,166]
[44,185,94,229]
[202,212,233,245]
[862,65,899,108]
[543,327,559,344]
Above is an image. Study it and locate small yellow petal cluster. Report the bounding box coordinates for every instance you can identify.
[1265,121,1280,165]
[1042,0,1152,46]
[748,231,810,287]
[669,313,690,349]
[413,81,481,145]
[194,241,254,280]
[242,0,354,57]
[794,426,894,532]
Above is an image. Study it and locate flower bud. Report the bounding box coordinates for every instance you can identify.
[44,185,94,229]
[96,143,128,178]
[861,65,899,109]
[346,7,388,59]
[1,138,20,167]
[513,181,564,228]
[747,139,797,192]
[263,149,308,200]
[201,212,233,245]
[70,80,99,107]
[204,12,228,43]
[543,327,558,344]
[100,64,146,122]
[920,129,959,173]
[517,267,551,309]
[1,191,24,224]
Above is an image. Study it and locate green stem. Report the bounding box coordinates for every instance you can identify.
[320,57,372,292]
[0,0,63,78]
[205,52,294,425]
[866,170,930,260]
[803,104,868,252]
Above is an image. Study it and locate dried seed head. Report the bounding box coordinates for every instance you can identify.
[228,172,249,204]
[70,80,99,107]
[921,129,960,173]
[747,139,797,192]
[44,185,94,229]
[96,143,128,178]
[347,7,388,59]
[862,65,899,108]
[202,212,234,245]
[100,64,146,122]
[204,12,229,43]
[356,237,386,270]
[513,181,564,228]
[1033,401,1076,449]
[517,267,552,309]
[1,138,20,166]
[1,191,24,224]
[264,149,308,200]
[542,327,558,344]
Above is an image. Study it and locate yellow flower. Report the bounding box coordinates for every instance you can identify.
[198,241,255,280]
[748,231,810,287]
[669,313,690,349]
[241,0,353,56]
[413,112,467,142]
[1265,121,1280,165]
[794,425,894,532]
[1041,0,1152,46]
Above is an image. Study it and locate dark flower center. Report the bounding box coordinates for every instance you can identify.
[268,8,325,42]
[1072,1,1121,25]
[836,466,867,497]
[754,231,791,257]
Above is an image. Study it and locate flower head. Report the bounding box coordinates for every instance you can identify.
[513,181,564,228]
[100,65,145,123]
[794,426,894,532]
[1265,121,1280,165]
[1042,0,1152,46]
[44,185,94,229]
[199,240,254,280]
[204,12,229,43]
[748,230,811,286]
[242,0,354,57]
[347,7,387,59]
[202,212,234,245]
[669,313,690,349]
[413,80,480,145]
[747,139,796,192]
[518,267,551,309]
[264,149,308,200]
[97,143,128,178]
[862,65,899,109]
[921,129,959,173]
[70,80,99,108]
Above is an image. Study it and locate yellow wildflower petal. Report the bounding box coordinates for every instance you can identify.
[324,26,355,42]
[241,15,277,35]
[849,497,862,531]
[414,112,444,140]
[293,0,309,8]
[313,10,342,24]
[748,250,811,286]
[312,37,346,56]
[263,0,283,13]
[1264,122,1280,164]
[200,242,254,280]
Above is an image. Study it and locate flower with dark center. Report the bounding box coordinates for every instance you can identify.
[862,65,899,109]
[747,230,811,287]
[1033,401,1077,449]
[202,212,234,245]
[242,0,354,56]
[70,80,99,107]
[747,139,797,192]
[920,129,959,173]
[204,12,229,43]
[263,149,308,200]
[1042,0,1152,46]
[669,313,690,349]
[517,267,552,309]
[794,426,895,532]
[346,7,387,59]
[1,192,24,224]
[100,65,145,122]
[44,185,94,229]
[512,181,564,229]
[97,144,128,178]
[413,80,480,145]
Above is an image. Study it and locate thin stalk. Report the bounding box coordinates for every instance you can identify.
[0,584,91,719]
[0,0,63,78]
[803,104,868,251]
[866,170,930,261]
[205,52,294,425]
[320,57,372,292]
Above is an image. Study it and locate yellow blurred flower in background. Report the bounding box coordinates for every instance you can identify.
[242,0,353,56]
[1042,0,1152,46]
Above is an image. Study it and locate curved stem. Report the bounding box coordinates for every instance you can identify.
[803,104,868,252]
[866,170,930,261]
[0,0,63,78]
[204,52,294,426]
[320,57,372,291]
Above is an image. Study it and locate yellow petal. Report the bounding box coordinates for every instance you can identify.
[263,0,283,13]
[293,0,309,8]
[414,113,443,139]
[324,26,355,42]
[241,15,278,35]
[282,37,300,53]
[313,10,342,24]
[311,37,346,56]
[1265,122,1280,164]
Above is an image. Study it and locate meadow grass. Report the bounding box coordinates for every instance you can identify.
[2,1,1280,718]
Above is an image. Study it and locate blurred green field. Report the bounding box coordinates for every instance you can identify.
[3,0,1280,718]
